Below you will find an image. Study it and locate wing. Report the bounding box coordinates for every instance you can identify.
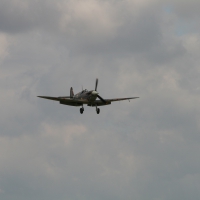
[38,96,63,101]
[37,96,88,106]
[105,97,139,102]
[88,97,139,107]
[38,96,139,107]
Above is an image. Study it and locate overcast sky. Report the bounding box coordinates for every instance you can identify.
[0,0,200,200]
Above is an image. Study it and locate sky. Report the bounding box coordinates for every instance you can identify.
[0,0,200,200]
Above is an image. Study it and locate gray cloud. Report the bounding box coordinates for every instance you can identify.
[0,0,200,200]
[0,0,60,33]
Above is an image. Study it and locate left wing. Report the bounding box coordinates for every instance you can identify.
[37,96,88,106]
[38,96,63,101]
[104,97,139,102]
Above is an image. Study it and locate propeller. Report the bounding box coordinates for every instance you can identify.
[88,78,106,103]
[95,78,98,91]
[97,94,106,103]
[95,78,106,103]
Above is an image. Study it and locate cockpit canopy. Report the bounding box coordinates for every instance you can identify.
[81,89,88,94]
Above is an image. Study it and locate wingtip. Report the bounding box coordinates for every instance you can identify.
[37,96,50,98]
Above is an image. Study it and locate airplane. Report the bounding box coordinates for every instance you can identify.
[38,78,139,114]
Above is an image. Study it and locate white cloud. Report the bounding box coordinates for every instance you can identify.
[0,123,87,175]
[182,34,200,55]
[58,0,118,38]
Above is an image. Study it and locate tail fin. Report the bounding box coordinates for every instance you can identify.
[70,87,74,98]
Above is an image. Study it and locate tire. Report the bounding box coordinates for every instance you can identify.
[80,108,83,114]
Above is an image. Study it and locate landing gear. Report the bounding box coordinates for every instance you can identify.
[80,106,84,114]
[96,106,100,114]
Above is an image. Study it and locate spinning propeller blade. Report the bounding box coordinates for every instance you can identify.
[94,78,106,103]
[97,94,106,103]
[95,78,98,91]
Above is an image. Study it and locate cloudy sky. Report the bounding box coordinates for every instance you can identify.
[0,0,200,199]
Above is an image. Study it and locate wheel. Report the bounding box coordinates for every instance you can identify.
[80,108,83,114]
[97,108,100,114]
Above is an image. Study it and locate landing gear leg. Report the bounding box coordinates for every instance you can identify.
[96,105,100,114]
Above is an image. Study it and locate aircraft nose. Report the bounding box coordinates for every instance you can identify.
[92,91,98,95]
